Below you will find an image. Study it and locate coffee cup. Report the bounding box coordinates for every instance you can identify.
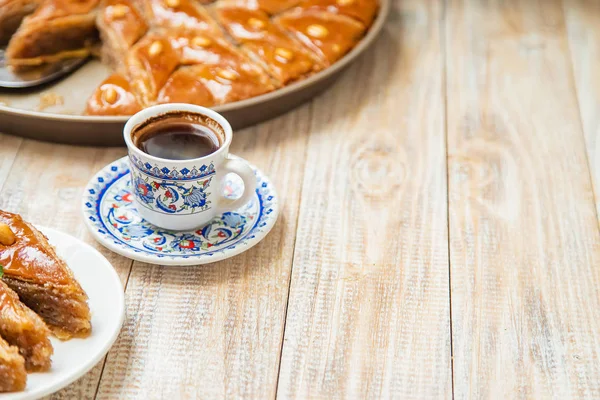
[123,103,256,231]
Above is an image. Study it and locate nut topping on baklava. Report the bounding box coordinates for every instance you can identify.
[148,40,164,56]
[248,16,266,29]
[102,86,118,104]
[217,4,324,84]
[87,73,143,115]
[191,36,212,48]
[217,67,239,81]
[306,23,328,38]
[274,47,294,62]
[274,9,366,65]
[0,224,16,246]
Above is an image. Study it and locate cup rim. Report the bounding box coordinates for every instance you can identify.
[123,103,233,164]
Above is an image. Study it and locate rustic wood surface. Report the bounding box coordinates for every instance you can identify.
[447,0,600,398]
[276,0,451,398]
[1,0,600,398]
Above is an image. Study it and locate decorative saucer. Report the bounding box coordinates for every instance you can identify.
[82,156,278,266]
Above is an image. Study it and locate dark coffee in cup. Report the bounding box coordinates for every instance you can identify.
[132,111,224,160]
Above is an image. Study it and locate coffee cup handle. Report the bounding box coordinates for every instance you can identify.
[218,157,256,212]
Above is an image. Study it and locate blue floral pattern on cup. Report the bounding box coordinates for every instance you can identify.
[134,176,155,204]
[130,159,214,215]
[129,154,215,181]
[133,173,213,215]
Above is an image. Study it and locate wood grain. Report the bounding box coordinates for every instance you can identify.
[0,0,599,397]
[446,0,600,398]
[94,106,312,399]
[0,139,132,399]
[0,134,23,191]
[564,0,600,217]
[277,0,452,398]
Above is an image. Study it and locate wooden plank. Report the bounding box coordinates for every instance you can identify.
[446,0,600,398]
[0,139,133,399]
[0,133,23,191]
[277,0,451,398]
[94,106,312,398]
[564,0,600,217]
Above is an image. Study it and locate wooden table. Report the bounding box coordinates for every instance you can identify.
[2,0,600,397]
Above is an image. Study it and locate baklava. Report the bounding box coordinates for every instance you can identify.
[0,210,92,339]
[0,336,26,393]
[2,0,379,113]
[0,280,53,371]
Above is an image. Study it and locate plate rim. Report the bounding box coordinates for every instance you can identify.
[1,226,125,400]
[81,156,280,266]
[0,0,390,122]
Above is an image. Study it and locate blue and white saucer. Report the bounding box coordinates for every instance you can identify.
[82,156,278,266]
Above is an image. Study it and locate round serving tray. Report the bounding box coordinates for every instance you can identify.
[0,0,389,146]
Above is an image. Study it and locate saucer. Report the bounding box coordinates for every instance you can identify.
[82,156,278,266]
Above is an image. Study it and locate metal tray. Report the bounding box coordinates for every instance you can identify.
[0,0,389,146]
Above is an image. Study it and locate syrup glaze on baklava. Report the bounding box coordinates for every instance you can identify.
[1,0,379,114]
[0,210,91,340]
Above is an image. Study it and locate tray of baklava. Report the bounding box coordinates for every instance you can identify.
[0,0,389,146]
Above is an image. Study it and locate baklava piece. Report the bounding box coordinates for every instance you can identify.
[274,8,365,65]
[5,0,100,69]
[198,63,275,103]
[124,33,180,105]
[0,0,40,44]
[172,31,275,80]
[0,336,26,393]
[169,32,250,67]
[97,0,148,68]
[297,0,379,26]
[0,280,53,371]
[156,66,217,106]
[162,63,274,105]
[85,73,143,115]
[215,5,279,42]
[158,32,274,105]
[0,211,91,339]
[217,4,323,84]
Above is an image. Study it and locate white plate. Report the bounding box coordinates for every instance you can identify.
[0,227,125,400]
